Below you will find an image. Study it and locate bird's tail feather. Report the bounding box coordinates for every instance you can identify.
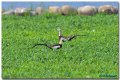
[68,34,87,41]
[74,34,87,37]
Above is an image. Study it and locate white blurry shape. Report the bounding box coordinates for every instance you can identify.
[92,29,95,32]
[57,27,61,31]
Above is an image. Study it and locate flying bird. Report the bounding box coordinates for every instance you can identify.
[33,37,63,50]
[57,28,87,42]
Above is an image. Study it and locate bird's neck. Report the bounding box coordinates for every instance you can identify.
[59,30,62,37]
[59,38,63,44]
[59,31,63,41]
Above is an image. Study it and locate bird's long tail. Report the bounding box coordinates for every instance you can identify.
[32,43,47,48]
[68,34,87,41]
[74,34,87,37]
[71,34,87,39]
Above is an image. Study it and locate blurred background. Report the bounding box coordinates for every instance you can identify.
[2,2,119,10]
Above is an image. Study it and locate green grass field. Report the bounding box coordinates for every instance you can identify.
[2,13,118,78]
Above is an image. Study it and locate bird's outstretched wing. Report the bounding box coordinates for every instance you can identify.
[33,43,62,49]
[62,34,87,41]
[69,34,87,41]
[32,43,47,48]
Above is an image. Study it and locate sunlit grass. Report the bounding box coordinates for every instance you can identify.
[2,13,118,78]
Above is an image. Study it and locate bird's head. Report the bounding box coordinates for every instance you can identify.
[57,27,62,37]
[57,27,61,31]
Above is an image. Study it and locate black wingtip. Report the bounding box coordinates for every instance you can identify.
[32,43,47,48]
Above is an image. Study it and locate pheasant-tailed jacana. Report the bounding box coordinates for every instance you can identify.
[57,28,86,42]
[33,37,63,50]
